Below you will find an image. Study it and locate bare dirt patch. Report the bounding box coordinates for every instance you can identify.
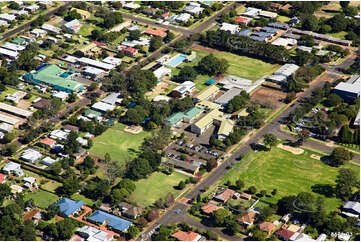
[124,125,143,134]
[277,143,304,155]
[45,16,64,25]
[192,43,219,54]
[310,154,321,160]
[251,86,286,109]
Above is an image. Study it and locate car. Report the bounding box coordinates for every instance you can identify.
[163,21,170,25]
[175,209,182,214]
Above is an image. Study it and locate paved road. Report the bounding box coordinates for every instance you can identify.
[322,50,359,73]
[0,2,69,40]
[137,65,358,240]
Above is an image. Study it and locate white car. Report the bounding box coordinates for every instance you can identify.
[163,21,169,25]
[156,19,164,24]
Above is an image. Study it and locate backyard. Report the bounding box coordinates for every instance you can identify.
[24,190,59,209]
[220,145,360,212]
[89,122,152,161]
[128,171,189,208]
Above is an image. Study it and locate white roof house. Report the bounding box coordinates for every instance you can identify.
[91,102,115,113]
[123,2,141,10]
[50,129,69,140]
[9,10,29,16]
[78,57,115,70]
[0,113,21,125]
[220,23,240,34]
[2,42,26,52]
[102,56,122,66]
[76,225,114,242]
[0,102,33,118]
[274,64,299,78]
[0,123,14,133]
[242,7,261,17]
[2,161,24,177]
[0,47,19,59]
[52,91,69,101]
[25,4,40,12]
[219,75,253,90]
[23,176,36,185]
[176,13,192,22]
[342,201,360,217]
[153,65,171,80]
[64,19,81,33]
[21,149,42,163]
[184,5,204,15]
[63,55,78,63]
[172,81,195,97]
[83,66,105,76]
[272,38,297,47]
[101,93,122,105]
[76,137,88,146]
[0,20,7,26]
[40,156,57,166]
[0,13,16,22]
[41,23,61,34]
[259,10,278,18]
[30,28,47,38]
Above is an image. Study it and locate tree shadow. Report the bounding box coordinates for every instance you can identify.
[311,184,335,198]
[250,143,268,151]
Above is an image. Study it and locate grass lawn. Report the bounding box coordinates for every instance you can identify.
[90,122,152,161]
[41,180,62,193]
[0,86,18,101]
[221,146,360,212]
[326,31,348,40]
[71,193,95,206]
[277,15,291,23]
[24,190,59,209]
[128,171,188,208]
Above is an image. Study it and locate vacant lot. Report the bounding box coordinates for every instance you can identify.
[128,171,188,208]
[221,146,359,212]
[24,190,59,209]
[251,86,287,109]
[90,123,152,161]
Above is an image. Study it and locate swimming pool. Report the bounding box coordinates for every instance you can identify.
[166,54,187,67]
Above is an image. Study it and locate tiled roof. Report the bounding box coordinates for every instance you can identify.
[171,230,200,241]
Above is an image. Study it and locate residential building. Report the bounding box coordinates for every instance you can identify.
[238,211,256,227]
[64,19,81,33]
[41,23,61,34]
[194,85,219,102]
[21,149,42,163]
[83,66,105,77]
[30,28,47,38]
[102,93,122,106]
[153,65,171,80]
[166,159,200,175]
[242,7,261,17]
[215,88,242,106]
[176,13,192,22]
[0,173,7,184]
[2,42,26,52]
[171,230,202,241]
[220,22,240,34]
[52,91,69,101]
[40,156,57,166]
[122,46,138,57]
[171,81,195,98]
[260,221,277,235]
[0,47,19,59]
[50,129,69,140]
[40,137,57,149]
[214,188,235,202]
[240,192,251,200]
[76,226,114,242]
[87,210,132,232]
[24,64,84,93]
[0,122,14,133]
[0,13,16,22]
[342,201,360,218]
[102,56,122,66]
[123,2,141,10]
[333,75,360,100]
[76,137,88,146]
[143,8,158,16]
[78,57,115,71]
[11,184,23,194]
[0,113,21,126]
[183,4,203,15]
[201,203,221,214]
[2,161,24,177]
[24,4,39,12]
[56,198,85,217]
[272,37,297,48]
[259,10,278,18]
[118,202,144,219]
[144,29,167,38]
[0,20,7,26]
[5,91,26,103]
[91,102,115,113]
[70,8,91,19]
[234,16,252,25]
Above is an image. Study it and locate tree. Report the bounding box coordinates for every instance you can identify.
[329,147,353,167]
[343,6,358,17]
[271,189,277,196]
[164,192,175,207]
[235,179,245,190]
[248,186,257,194]
[20,220,37,241]
[211,209,230,226]
[174,66,197,82]
[340,1,350,8]
[149,36,163,51]
[147,208,159,221]
[339,125,353,144]
[259,206,274,221]
[177,180,186,190]
[197,54,229,75]
[301,15,319,31]
[285,92,296,104]
[225,219,240,235]
[335,168,359,200]
[296,132,309,146]
[165,30,175,42]
[277,195,296,215]
[0,183,11,206]
[250,230,268,241]
[263,133,277,151]
[205,158,217,172]
[299,35,315,47]
[127,226,139,239]
[44,203,60,220]
[324,93,342,107]
[327,14,349,32]
[129,30,141,40]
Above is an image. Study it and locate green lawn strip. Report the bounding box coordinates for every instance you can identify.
[220,146,360,213]
[326,31,348,40]
[277,15,291,23]
[24,190,59,209]
[41,180,62,193]
[71,193,95,206]
[89,122,152,161]
[128,171,188,208]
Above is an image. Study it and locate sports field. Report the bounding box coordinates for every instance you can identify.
[128,171,188,208]
[90,123,152,161]
[221,146,359,212]
[24,190,59,209]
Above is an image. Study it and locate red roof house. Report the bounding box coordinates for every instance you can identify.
[238,211,256,227]
[240,192,252,200]
[144,29,167,38]
[161,13,169,19]
[40,137,57,148]
[276,228,296,240]
[201,203,221,214]
[0,173,7,184]
[123,47,138,57]
[171,230,202,241]
[235,16,252,25]
[260,221,277,235]
[214,188,235,202]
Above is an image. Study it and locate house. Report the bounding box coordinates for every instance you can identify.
[259,10,278,18]
[0,173,7,184]
[268,22,289,30]
[167,159,200,175]
[144,28,167,38]
[215,88,242,106]
[153,65,171,80]
[272,37,297,48]
[260,221,277,235]
[21,149,42,163]
[91,102,115,113]
[56,198,85,217]
[50,129,69,140]
[171,230,202,241]
[143,8,158,16]
[64,19,81,33]
[220,22,240,34]
[23,176,36,188]
[31,28,47,38]
[76,137,88,146]
[194,85,219,102]
[238,211,256,227]
[32,98,50,110]
[123,46,138,57]
[316,233,327,241]
[123,2,141,10]
[201,203,221,214]
[0,47,19,59]
[333,75,360,101]
[87,210,132,232]
[10,184,23,194]
[2,42,26,52]
[342,201,360,218]
[41,23,61,34]
[218,75,253,90]
[118,202,144,219]
[288,17,300,26]
[291,232,314,241]
[242,7,261,17]
[40,137,57,149]
[171,81,195,98]
[240,192,252,200]
[40,156,57,166]
[2,161,24,177]
[78,57,115,71]
[0,20,7,27]
[215,188,235,202]
[76,225,114,242]
[102,56,122,66]
[274,64,299,79]
[217,119,234,140]
[52,91,69,101]
[270,3,292,11]
[24,4,40,12]
[184,4,204,15]
[71,148,88,160]
[0,123,14,133]
[276,227,296,241]
[297,45,312,53]
[234,16,252,25]
[83,66,105,77]
[70,8,91,19]
[176,13,192,22]
[161,12,169,19]
[281,213,291,223]
[63,124,79,133]
[0,13,16,22]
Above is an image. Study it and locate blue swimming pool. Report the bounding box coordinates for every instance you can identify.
[166,54,187,67]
